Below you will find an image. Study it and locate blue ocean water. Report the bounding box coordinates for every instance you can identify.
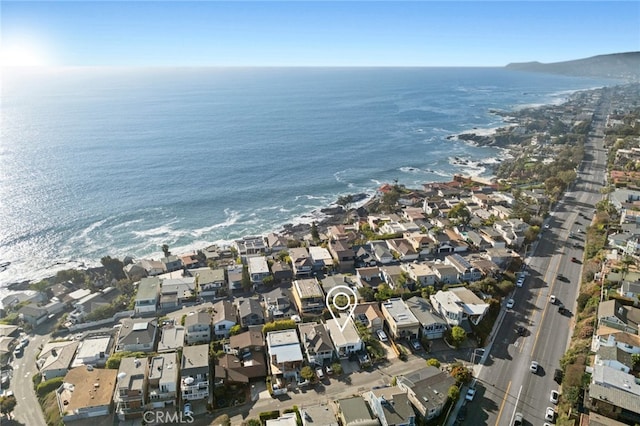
[0,67,614,286]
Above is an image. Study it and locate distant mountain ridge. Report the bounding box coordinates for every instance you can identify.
[506,52,640,81]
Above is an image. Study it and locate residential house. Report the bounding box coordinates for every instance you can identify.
[248,256,271,285]
[430,287,490,327]
[114,357,148,420]
[326,316,364,359]
[402,206,426,223]
[134,277,160,315]
[352,303,384,333]
[403,232,436,258]
[405,296,448,340]
[386,238,419,262]
[263,287,295,321]
[401,262,437,287]
[618,281,640,299]
[337,396,380,426]
[493,220,527,248]
[216,330,267,384]
[56,366,118,422]
[356,267,384,288]
[595,345,634,374]
[190,267,226,299]
[593,326,640,355]
[212,300,237,339]
[396,366,456,421]
[266,413,298,426]
[266,329,304,381]
[597,300,640,334]
[184,312,211,345]
[431,264,459,285]
[69,288,121,323]
[228,330,266,355]
[266,233,289,253]
[138,259,165,277]
[321,274,353,294]
[124,263,148,281]
[381,298,420,340]
[587,364,640,424]
[234,236,267,256]
[36,341,79,381]
[364,386,416,426]
[444,254,483,282]
[71,336,111,368]
[180,253,200,270]
[292,278,325,314]
[298,322,335,366]
[148,352,178,408]
[181,344,210,401]
[308,246,335,273]
[236,297,265,327]
[290,247,314,277]
[482,247,517,267]
[370,241,394,264]
[300,403,339,426]
[328,239,356,273]
[380,265,407,290]
[116,318,158,353]
[355,245,377,268]
[159,277,195,309]
[271,261,293,284]
[327,224,359,242]
[227,265,244,292]
[157,324,185,353]
[336,396,379,426]
[608,232,640,256]
[18,304,49,326]
[161,255,183,273]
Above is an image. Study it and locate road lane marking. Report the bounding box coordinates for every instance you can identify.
[495,380,512,426]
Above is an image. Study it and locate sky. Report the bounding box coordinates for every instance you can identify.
[1,1,639,67]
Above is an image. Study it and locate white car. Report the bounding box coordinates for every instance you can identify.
[465,388,476,401]
[545,407,555,421]
[549,295,556,304]
[544,224,550,229]
[506,299,515,309]
[516,277,524,287]
[377,330,388,342]
[530,361,539,373]
[316,367,324,379]
[550,390,559,404]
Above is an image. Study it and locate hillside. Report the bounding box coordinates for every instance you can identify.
[505,52,640,81]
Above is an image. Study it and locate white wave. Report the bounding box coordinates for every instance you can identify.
[191,210,241,237]
[132,222,178,238]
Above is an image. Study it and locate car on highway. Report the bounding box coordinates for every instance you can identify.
[516,326,525,336]
[506,299,515,309]
[558,303,567,314]
[465,388,476,401]
[377,330,388,342]
[516,276,525,287]
[530,361,539,373]
[550,390,560,404]
[554,369,563,384]
[545,407,555,422]
[549,295,556,304]
[571,256,579,263]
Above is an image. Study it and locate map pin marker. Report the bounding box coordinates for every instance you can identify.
[326,285,358,332]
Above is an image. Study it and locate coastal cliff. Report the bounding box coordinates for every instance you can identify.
[505,52,640,81]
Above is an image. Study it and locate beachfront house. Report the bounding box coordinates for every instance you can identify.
[248,256,271,285]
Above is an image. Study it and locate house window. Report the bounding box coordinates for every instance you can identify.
[218,324,226,330]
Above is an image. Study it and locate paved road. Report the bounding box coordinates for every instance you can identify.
[10,328,51,426]
[461,91,611,426]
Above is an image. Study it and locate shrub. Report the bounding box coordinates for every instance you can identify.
[36,377,64,398]
[259,410,280,423]
[426,358,441,368]
[448,385,460,401]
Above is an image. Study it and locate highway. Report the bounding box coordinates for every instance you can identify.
[462,91,611,426]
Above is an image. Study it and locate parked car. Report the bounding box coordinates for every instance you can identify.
[550,390,559,404]
[506,299,515,309]
[465,388,476,401]
[513,412,523,426]
[410,340,422,351]
[530,361,539,373]
[325,365,333,375]
[316,367,324,379]
[549,295,556,304]
[516,277,525,287]
[516,326,525,336]
[554,369,563,384]
[183,402,193,416]
[377,330,388,342]
[571,257,578,263]
[545,407,555,422]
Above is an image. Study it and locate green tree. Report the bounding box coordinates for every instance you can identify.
[331,362,343,375]
[262,275,275,289]
[448,202,471,225]
[29,279,50,292]
[450,364,472,384]
[241,265,252,291]
[632,353,640,369]
[0,395,17,417]
[262,319,297,334]
[448,385,460,401]
[337,194,354,209]
[426,358,441,368]
[300,366,315,382]
[524,225,540,245]
[105,351,147,369]
[450,326,466,348]
[229,324,243,336]
[161,244,171,257]
[358,287,375,302]
[101,256,126,280]
[311,222,320,242]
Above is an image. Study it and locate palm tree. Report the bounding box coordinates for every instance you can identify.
[161,244,170,257]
